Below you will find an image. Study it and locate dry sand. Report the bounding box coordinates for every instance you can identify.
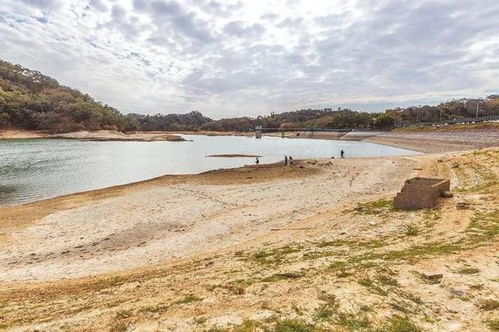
[0,143,497,331]
[0,157,411,281]
[268,128,499,153]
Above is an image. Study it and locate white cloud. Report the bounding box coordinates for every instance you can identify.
[0,0,498,118]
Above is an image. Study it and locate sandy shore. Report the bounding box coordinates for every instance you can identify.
[0,148,497,331]
[0,131,498,330]
[0,157,413,281]
[0,129,185,142]
[269,129,499,153]
[363,129,499,152]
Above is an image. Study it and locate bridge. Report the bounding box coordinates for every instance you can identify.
[256,127,352,132]
[254,126,354,138]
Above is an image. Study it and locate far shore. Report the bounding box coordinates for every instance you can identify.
[2,126,499,153]
[0,129,187,142]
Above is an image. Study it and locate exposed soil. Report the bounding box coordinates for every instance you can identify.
[0,129,185,142]
[0,147,497,331]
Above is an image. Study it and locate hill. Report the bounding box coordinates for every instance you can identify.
[1,59,498,133]
[0,60,139,132]
[0,60,211,132]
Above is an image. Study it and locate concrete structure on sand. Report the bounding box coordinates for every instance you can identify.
[394,177,450,209]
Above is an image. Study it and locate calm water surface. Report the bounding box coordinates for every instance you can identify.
[0,135,418,206]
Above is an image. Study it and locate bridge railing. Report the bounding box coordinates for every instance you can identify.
[258,127,353,132]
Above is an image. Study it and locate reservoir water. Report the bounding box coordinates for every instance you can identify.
[0,135,418,206]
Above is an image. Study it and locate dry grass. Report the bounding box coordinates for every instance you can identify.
[0,148,497,331]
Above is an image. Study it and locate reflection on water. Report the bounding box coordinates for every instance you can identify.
[0,135,418,206]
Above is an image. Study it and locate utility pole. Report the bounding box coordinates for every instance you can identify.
[476,101,482,119]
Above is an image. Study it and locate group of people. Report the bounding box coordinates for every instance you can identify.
[255,150,345,166]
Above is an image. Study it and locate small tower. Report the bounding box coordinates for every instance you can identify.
[255,126,262,139]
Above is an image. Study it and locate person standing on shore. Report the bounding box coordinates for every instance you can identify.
[289,156,293,165]
[284,155,288,166]
[340,150,345,158]
[255,157,259,165]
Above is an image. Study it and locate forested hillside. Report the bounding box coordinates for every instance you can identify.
[387,97,499,124]
[199,109,388,132]
[1,59,498,133]
[0,60,211,132]
[126,112,211,131]
[0,60,139,132]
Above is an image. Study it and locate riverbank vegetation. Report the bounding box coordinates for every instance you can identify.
[1,59,499,133]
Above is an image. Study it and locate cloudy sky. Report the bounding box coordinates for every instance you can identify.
[1,0,498,118]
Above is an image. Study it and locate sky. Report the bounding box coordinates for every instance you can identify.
[0,0,498,118]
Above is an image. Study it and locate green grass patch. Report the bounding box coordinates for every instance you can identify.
[404,224,420,236]
[115,310,132,319]
[139,303,170,314]
[466,209,499,242]
[395,289,423,305]
[174,294,202,305]
[249,244,303,265]
[261,272,303,283]
[479,299,499,311]
[273,319,321,332]
[423,209,441,228]
[302,250,335,260]
[358,277,388,296]
[348,199,393,215]
[229,319,262,332]
[377,274,399,286]
[110,322,130,332]
[390,299,416,314]
[335,312,371,330]
[457,267,480,275]
[313,294,339,322]
[375,315,421,332]
[327,261,347,270]
[487,318,499,331]
[317,239,354,247]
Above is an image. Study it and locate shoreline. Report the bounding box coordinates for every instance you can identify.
[2,128,495,210]
[0,147,497,331]
[2,128,499,153]
[0,156,415,282]
[0,129,186,142]
[0,161,316,236]
[267,129,499,153]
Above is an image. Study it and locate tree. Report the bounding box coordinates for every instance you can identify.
[374,114,396,129]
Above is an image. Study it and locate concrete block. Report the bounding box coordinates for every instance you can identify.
[394,177,450,210]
